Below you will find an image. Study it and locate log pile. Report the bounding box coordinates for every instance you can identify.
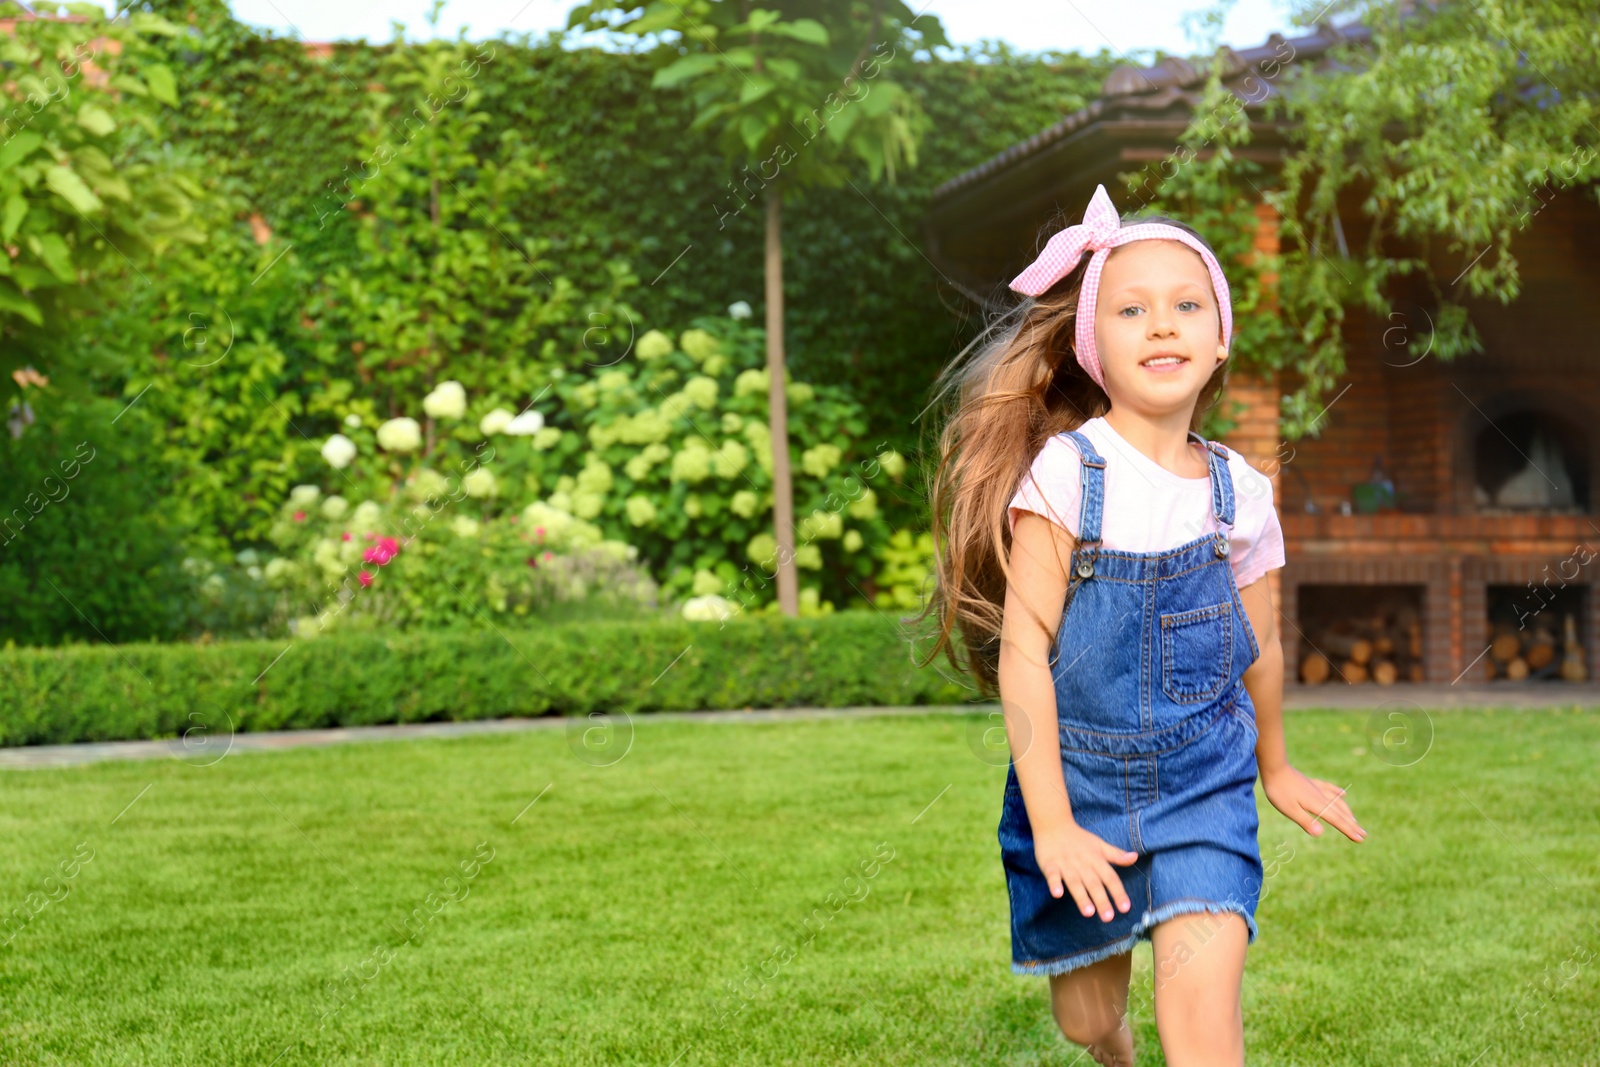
[1481,613,1588,681]
[1299,606,1424,685]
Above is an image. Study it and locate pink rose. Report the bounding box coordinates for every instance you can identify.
[362,536,400,566]
[358,570,373,588]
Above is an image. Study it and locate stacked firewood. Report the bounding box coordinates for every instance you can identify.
[1481,613,1588,681]
[1298,607,1424,685]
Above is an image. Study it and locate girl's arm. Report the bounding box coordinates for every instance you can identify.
[1000,513,1139,923]
[1238,576,1366,843]
[999,514,1076,831]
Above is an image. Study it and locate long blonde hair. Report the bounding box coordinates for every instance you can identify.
[920,213,1229,694]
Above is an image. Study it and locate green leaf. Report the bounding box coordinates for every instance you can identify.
[738,112,768,154]
[109,73,149,98]
[652,54,720,90]
[76,104,117,137]
[627,1,684,36]
[28,233,75,284]
[744,9,780,32]
[738,75,775,106]
[143,64,178,106]
[0,132,42,170]
[765,57,802,83]
[128,12,184,35]
[44,165,103,214]
[767,18,828,46]
[0,279,42,326]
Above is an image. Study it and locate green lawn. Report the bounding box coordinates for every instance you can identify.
[0,707,1595,1065]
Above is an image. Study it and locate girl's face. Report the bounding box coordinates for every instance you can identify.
[1092,239,1227,415]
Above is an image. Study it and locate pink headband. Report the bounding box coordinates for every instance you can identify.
[1008,184,1233,390]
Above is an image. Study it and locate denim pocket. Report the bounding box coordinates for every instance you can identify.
[1160,602,1233,704]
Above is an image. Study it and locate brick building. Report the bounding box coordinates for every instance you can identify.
[924,16,1600,688]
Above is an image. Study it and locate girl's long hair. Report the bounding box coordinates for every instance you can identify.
[920,212,1230,695]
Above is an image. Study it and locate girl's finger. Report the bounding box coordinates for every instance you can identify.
[1064,875,1093,917]
[1101,840,1140,866]
[1093,862,1132,915]
[1325,807,1367,841]
[1046,867,1066,899]
[1080,872,1115,922]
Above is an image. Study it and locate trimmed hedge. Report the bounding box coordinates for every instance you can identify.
[0,614,973,747]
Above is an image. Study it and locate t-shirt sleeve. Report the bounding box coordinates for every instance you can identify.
[1008,436,1083,538]
[1229,457,1287,588]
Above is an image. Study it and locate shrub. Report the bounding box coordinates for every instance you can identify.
[0,613,972,746]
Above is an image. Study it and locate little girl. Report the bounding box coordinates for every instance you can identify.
[926,185,1366,1065]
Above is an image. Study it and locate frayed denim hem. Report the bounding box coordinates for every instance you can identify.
[1135,898,1258,945]
[1011,931,1142,976]
[1010,900,1257,976]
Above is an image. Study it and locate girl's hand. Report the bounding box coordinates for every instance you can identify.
[1034,822,1140,922]
[1262,764,1366,843]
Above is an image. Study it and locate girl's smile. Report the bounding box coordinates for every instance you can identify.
[1139,352,1189,372]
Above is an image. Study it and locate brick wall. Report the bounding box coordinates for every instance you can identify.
[1234,185,1600,687]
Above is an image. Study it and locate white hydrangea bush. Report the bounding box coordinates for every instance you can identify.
[256,316,907,631]
[542,315,903,615]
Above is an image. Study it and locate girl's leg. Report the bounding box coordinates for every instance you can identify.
[1148,911,1249,1067]
[1048,950,1135,1066]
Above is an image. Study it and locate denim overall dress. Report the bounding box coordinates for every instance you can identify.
[999,428,1265,976]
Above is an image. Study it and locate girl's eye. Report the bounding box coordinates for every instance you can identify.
[1119,306,1141,317]
[1179,300,1201,311]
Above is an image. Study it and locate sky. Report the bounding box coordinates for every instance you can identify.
[133,0,1316,61]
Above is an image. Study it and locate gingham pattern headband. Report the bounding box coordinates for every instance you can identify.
[1008,184,1233,390]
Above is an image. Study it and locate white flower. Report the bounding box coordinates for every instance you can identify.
[463,467,498,498]
[289,484,321,507]
[625,495,657,526]
[376,417,422,453]
[321,495,348,520]
[343,413,363,429]
[451,516,481,537]
[728,300,753,321]
[479,407,514,436]
[321,433,357,469]
[422,380,467,419]
[636,330,674,361]
[504,409,545,435]
[351,500,382,530]
[682,594,736,622]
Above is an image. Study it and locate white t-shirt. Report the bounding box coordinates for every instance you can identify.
[1008,416,1287,589]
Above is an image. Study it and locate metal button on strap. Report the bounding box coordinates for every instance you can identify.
[1214,536,1231,558]
[1076,558,1094,578]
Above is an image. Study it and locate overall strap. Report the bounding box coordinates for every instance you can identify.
[1190,431,1237,558]
[1059,429,1106,547]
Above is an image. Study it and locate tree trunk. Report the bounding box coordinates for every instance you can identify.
[765,188,798,617]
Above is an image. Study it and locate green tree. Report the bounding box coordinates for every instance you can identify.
[1139,0,1600,440]
[0,2,203,392]
[567,0,947,615]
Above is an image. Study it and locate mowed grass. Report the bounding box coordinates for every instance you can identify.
[0,706,1596,1066]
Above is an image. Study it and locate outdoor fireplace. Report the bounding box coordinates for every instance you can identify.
[1471,408,1589,512]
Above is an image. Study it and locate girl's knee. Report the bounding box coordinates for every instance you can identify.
[1049,958,1131,1046]
[1053,1005,1128,1049]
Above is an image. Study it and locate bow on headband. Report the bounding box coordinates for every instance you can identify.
[1008,184,1233,390]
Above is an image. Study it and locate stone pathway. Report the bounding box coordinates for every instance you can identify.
[0,705,974,770]
[3,683,1596,769]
